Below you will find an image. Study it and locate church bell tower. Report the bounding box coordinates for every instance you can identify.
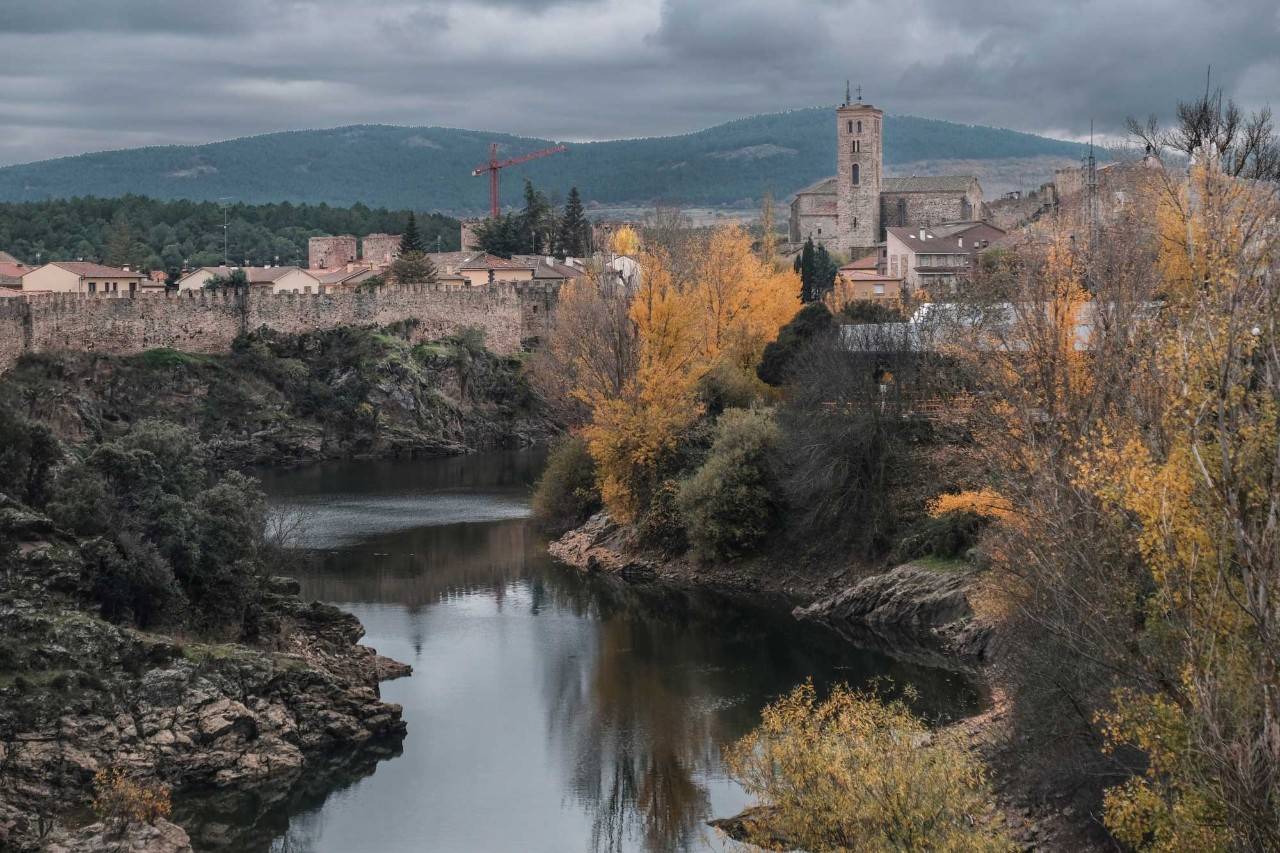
[835,83,883,257]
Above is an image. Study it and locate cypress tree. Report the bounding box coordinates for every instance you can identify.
[557,187,589,257]
[813,244,839,301]
[399,211,425,254]
[798,238,817,302]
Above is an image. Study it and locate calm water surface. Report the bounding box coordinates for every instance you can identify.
[194,450,980,853]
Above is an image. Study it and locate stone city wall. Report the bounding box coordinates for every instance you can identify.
[0,282,557,373]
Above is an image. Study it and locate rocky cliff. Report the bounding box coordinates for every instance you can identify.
[0,324,556,468]
[0,500,409,852]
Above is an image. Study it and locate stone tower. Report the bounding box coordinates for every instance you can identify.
[308,235,357,270]
[835,92,883,257]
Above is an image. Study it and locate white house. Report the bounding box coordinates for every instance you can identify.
[21,262,147,296]
[177,266,321,293]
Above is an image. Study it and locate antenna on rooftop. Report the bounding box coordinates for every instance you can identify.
[845,80,851,106]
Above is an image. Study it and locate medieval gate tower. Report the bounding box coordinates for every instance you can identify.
[835,87,883,257]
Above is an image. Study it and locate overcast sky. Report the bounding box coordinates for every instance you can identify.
[0,0,1276,166]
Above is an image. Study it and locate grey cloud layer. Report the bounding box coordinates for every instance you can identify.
[0,0,1275,165]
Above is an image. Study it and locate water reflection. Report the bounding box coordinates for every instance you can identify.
[187,452,980,853]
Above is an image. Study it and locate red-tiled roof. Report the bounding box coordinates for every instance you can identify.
[0,262,32,279]
[458,253,533,271]
[48,261,145,278]
[842,253,879,271]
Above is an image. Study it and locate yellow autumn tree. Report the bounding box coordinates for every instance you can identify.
[1075,158,1280,851]
[610,224,640,257]
[585,242,703,521]
[583,224,800,522]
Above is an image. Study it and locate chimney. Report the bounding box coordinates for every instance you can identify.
[919,228,926,240]
[958,237,964,248]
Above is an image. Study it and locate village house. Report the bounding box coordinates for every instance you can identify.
[835,253,905,307]
[20,261,147,296]
[882,221,1006,297]
[0,259,35,289]
[424,252,537,286]
[512,255,587,287]
[313,266,381,291]
[176,266,321,293]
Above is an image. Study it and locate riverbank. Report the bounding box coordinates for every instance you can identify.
[549,511,992,670]
[549,511,1114,851]
[0,500,409,852]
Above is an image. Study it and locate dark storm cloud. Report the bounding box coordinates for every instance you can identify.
[0,0,1276,165]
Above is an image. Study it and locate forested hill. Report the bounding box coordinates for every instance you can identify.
[0,196,458,271]
[0,108,1093,214]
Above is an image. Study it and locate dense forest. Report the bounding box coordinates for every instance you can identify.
[0,195,459,272]
[0,109,1097,213]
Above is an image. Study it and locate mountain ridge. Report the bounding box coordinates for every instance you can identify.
[0,107,1094,214]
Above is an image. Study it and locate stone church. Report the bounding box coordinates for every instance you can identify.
[789,94,985,258]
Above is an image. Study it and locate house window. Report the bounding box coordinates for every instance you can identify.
[851,163,860,185]
[88,281,96,293]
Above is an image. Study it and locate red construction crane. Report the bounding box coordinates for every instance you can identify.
[472,143,567,218]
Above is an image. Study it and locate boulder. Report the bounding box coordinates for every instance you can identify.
[795,562,992,668]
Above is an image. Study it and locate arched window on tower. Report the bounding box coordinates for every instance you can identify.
[961,198,972,220]
[852,140,860,153]
[897,197,907,226]
[851,163,860,185]
[847,120,853,133]
[856,120,863,133]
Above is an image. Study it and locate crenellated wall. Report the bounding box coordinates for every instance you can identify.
[0,282,558,373]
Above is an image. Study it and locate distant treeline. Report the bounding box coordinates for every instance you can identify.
[0,195,460,272]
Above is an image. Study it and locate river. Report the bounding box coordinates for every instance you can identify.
[197,450,980,852]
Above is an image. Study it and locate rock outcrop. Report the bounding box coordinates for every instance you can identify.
[42,818,193,853]
[0,544,408,852]
[795,562,992,669]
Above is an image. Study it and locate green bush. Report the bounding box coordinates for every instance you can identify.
[636,478,688,554]
[756,302,835,386]
[839,300,904,324]
[47,421,269,636]
[697,361,765,416]
[891,510,990,563]
[531,435,601,535]
[82,535,186,629]
[677,408,782,561]
[0,404,61,508]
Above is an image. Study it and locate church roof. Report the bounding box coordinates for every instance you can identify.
[884,175,978,193]
[794,176,837,196]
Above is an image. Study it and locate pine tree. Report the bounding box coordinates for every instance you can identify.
[105,212,135,267]
[520,180,555,254]
[389,251,437,284]
[399,212,425,254]
[557,187,590,257]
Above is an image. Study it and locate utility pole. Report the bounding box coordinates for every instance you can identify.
[218,197,232,267]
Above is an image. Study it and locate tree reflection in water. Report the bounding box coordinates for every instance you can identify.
[237,452,981,853]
